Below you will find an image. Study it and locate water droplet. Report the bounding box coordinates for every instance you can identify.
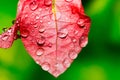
[74,31,78,35]
[44,0,52,6]
[35,15,40,20]
[58,29,68,38]
[34,25,38,28]
[37,36,45,45]
[40,19,43,23]
[72,38,77,43]
[77,19,85,28]
[16,17,21,24]
[79,36,88,47]
[8,28,12,33]
[2,35,9,41]
[69,50,78,59]
[39,26,45,33]
[65,0,73,2]
[36,48,44,56]
[21,29,29,38]
[63,58,70,68]
[42,62,50,71]
[29,1,38,11]
[36,60,40,64]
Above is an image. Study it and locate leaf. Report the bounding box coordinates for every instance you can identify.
[0,0,91,77]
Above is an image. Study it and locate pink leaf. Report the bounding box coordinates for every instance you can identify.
[0,0,91,77]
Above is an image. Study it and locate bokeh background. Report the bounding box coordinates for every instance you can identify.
[0,0,120,80]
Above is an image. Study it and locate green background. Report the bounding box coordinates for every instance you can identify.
[0,0,120,80]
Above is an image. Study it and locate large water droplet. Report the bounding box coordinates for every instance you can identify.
[21,29,29,38]
[58,29,68,38]
[69,50,78,59]
[36,48,44,56]
[39,26,45,33]
[29,1,38,11]
[42,62,50,71]
[2,35,9,41]
[44,0,52,6]
[79,36,88,47]
[37,36,45,45]
[63,58,70,68]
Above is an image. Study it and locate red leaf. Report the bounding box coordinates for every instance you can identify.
[0,0,91,77]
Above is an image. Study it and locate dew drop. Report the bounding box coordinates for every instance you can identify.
[29,1,38,11]
[39,26,45,33]
[58,29,68,38]
[69,50,78,59]
[65,0,73,2]
[42,62,50,71]
[63,58,70,68]
[34,25,38,28]
[36,48,44,56]
[44,0,52,6]
[8,28,12,33]
[77,19,85,28]
[79,36,88,47]
[36,60,40,64]
[35,15,40,20]
[72,38,77,43]
[2,35,9,41]
[37,36,45,45]
[74,31,78,35]
[21,29,29,38]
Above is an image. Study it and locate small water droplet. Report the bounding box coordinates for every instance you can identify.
[2,35,9,41]
[63,58,70,68]
[65,0,73,2]
[79,36,88,47]
[8,28,12,33]
[35,15,40,20]
[42,62,50,71]
[34,25,38,28]
[21,29,29,38]
[36,60,40,64]
[77,19,85,28]
[29,1,38,11]
[69,50,78,59]
[40,19,43,23]
[16,17,21,24]
[37,36,45,45]
[36,48,44,56]
[58,29,68,38]
[74,31,78,35]
[44,0,52,6]
[39,26,45,33]
[72,38,77,43]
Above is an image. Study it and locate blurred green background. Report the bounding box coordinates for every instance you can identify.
[0,0,120,80]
